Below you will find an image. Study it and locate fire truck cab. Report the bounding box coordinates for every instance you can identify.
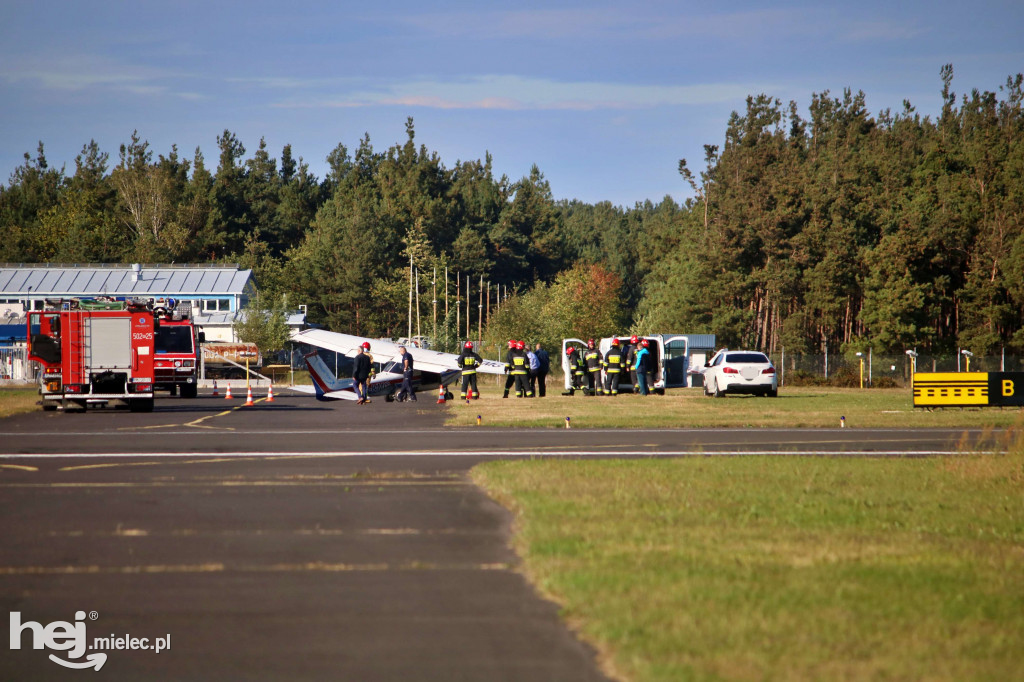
[27,298,156,412]
[151,299,203,398]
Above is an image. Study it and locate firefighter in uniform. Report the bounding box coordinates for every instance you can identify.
[626,335,640,393]
[456,340,482,400]
[584,339,603,395]
[510,340,532,397]
[563,346,586,395]
[502,339,517,398]
[603,337,624,396]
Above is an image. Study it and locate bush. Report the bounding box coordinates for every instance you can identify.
[784,370,827,387]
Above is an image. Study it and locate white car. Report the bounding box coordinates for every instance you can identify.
[702,349,778,397]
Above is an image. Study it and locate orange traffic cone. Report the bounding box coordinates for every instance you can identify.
[244,386,254,407]
[437,384,446,404]
[225,384,233,399]
[211,380,219,397]
[266,384,275,402]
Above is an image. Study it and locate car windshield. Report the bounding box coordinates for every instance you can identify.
[155,326,194,354]
[726,353,769,364]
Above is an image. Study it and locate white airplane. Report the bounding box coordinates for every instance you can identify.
[289,328,505,402]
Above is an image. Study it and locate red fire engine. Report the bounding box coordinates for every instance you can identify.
[151,299,203,398]
[27,298,156,412]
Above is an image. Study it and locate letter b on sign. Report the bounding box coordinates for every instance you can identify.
[988,373,1023,406]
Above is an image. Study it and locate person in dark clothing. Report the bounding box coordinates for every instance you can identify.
[533,343,550,397]
[456,341,482,400]
[603,337,624,396]
[396,345,416,402]
[509,340,532,397]
[502,339,516,398]
[626,334,640,394]
[584,339,603,395]
[353,343,372,404]
[563,346,586,395]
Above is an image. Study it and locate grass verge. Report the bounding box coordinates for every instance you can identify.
[473,441,1024,681]
[447,386,1023,428]
[0,387,39,419]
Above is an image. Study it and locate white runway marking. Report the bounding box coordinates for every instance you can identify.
[0,449,964,460]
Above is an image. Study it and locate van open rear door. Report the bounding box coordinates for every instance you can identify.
[560,338,586,390]
[655,335,690,391]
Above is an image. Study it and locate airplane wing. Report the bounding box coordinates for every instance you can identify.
[286,384,360,401]
[290,329,505,376]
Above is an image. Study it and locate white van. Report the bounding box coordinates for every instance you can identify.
[561,335,690,394]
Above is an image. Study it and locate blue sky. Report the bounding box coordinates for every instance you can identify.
[1,1,1022,207]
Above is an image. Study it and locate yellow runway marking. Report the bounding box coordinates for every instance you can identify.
[0,464,38,472]
[118,403,256,432]
[58,455,305,472]
[45,527,469,538]
[59,461,164,472]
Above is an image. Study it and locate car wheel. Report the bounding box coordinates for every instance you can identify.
[713,380,725,398]
[768,388,778,398]
[703,381,712,397]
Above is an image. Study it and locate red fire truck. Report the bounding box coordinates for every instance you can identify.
[151,299,203,398]
[27,298,156,412]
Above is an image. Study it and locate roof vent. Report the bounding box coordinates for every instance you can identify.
[131,263,142,282]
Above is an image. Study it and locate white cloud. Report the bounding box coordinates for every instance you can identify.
[275,75,768,111]
[0,54,197,99]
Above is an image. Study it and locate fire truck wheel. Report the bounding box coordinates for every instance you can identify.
[181,383,198,399]
[169,384,178,396]
[41,402,58,412]
[129,398,155,413]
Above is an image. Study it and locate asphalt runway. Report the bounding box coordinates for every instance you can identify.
[0,392,997,680]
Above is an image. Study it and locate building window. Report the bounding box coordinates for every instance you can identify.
[203,299,231,312]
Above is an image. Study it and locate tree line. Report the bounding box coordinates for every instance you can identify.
[2,66,1022,357]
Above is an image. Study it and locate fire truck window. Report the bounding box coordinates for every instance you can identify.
[31,334,61,364]
[155,326,194,353]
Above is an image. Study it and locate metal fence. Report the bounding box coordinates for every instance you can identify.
[770,351,1024,387]
[0,347,37,384]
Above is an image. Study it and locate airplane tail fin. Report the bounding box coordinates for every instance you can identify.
[304,352,349,399]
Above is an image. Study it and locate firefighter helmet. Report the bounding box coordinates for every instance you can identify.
[508,339,516,349]
[641,339,649,347]
[611,337,620,346]
[361,341,371,350]
[630,335,639,344]
[464,341,474,350]
[587,339,595,349]
[566,346,576,355]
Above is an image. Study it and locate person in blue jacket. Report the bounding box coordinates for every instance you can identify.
[633,339,652,396]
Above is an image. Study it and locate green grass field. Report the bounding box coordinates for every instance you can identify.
[0,387,39,418]
[473,445,1024,681]
[446,385,1024,429]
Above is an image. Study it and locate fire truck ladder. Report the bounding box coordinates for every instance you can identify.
[70,313,90,387]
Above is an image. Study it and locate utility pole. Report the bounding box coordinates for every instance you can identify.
[478,274,483,347]
[407,254,413,341]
